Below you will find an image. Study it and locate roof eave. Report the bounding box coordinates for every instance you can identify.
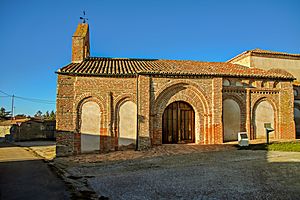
[56,71,295,81]
[227,50,251,63]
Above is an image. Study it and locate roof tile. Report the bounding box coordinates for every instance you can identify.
[57,57,295,80]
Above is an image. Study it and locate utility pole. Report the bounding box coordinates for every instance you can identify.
[11,95,14,120]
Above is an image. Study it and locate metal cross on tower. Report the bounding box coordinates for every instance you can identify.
[80,11,88,23]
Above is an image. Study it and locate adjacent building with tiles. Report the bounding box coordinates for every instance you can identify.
[55,23,296,156]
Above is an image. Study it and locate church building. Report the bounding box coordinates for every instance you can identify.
[56,23,295,156]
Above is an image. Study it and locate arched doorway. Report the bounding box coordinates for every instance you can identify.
[254,101,275,139]
[162,101,195,144]
[118,101,137,146]
[80,101,101,152]
[223,99,241,141]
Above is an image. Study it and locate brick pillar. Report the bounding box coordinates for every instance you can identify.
[109,92,115,151]
[137,75,151,149]
[103,92,113,151]
[246,89,252,139]
[56,75,76,156]
[278,82,295,139]
[204,113,212,144]
[212,78,223,144]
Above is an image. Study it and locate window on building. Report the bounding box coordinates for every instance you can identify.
[273,81,279,88]
[261,81,268,88]
[223,79,230,86]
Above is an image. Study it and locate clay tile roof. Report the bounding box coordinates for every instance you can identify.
[249,48,300,57]
[227,48,300,62]
[267,68,294,78]
[57,57,295,80]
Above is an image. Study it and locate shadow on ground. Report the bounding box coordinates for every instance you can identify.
[54,142,300,200]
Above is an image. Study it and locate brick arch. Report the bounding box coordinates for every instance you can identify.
[152,83,210,145]
[113,94,136,130]
[252,96,278,139]
[222,94,247,138]
[113,94,137,141]
[74,96,105,153]
[75,96,105,132]
[252,96,278,114]
[223,93,246,109]
[74,93,105,114]
[114,93,136,106]
[155,81,210,114]
[155,80,210,110]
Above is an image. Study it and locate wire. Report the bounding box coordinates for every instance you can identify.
[0,90,11,96]
[0,89,56,105]
[15,96,56,103]
[15,96,56,104]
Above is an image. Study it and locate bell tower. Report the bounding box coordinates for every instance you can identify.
[72,23,90,63]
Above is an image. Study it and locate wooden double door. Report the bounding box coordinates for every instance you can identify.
[162,101,195,144]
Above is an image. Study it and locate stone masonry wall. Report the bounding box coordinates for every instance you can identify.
[56,75,76,156]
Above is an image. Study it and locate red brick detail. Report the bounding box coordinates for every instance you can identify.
[153,81,210,145]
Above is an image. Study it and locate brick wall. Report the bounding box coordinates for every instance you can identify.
[56,73,296,156]
[72,24,90,63]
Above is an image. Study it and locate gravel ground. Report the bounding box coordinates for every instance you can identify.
[55,147,300,200]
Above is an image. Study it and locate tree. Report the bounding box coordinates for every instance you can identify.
[0,107,11,118]
[44,111,50,118]
[34,110,43,118]
[49,110,56,120]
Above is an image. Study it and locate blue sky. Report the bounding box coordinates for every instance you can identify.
[0,0,299,116]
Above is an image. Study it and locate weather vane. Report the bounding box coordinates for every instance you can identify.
[80,11,88,23]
